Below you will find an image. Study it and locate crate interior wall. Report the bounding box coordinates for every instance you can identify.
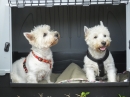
[12,5,126,73]
[0,0,130,97]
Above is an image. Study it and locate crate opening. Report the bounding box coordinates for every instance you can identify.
[11,5,129,86]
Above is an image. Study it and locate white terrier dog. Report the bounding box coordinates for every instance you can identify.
[11,25,60,83]
[83,21,117,82]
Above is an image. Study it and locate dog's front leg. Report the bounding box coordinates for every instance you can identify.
[106,66,117,82]
[26,73,38,83]
[86,68,96,82]
[45,71,54,83]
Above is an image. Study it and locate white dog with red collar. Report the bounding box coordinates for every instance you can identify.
[11,25,60,83]
[83,21,117,82]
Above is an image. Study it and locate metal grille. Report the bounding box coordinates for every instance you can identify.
[8,0,129,7]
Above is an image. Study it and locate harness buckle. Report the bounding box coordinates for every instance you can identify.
[38,57,43,61]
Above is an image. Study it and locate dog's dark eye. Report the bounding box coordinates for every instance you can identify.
[104,35,106,37]
[94,36,97,39]
[43,33,47,37]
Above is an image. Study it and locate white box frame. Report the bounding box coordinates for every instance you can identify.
[0,0,130,75]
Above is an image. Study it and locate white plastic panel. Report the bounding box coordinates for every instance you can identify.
[0,0,12,75]
[126,3,130,71]
[8,0,129,7]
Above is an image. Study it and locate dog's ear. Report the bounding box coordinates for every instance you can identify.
[84,26,89,37]
[84,26,88,33]
[100,21,104,26]
[23,32,35,42]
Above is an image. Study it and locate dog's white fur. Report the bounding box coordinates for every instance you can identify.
[83,21,117,82]
[11,25,60,83]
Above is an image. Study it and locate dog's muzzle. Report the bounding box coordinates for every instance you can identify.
[50,39,58,46]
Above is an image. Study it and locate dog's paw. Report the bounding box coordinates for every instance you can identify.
[27,80,38,83]
[47,80,54,83]
[27,74,38,83]
[48,81,54,84]
[87,77,96,82]
[108,79,116,82]
[88,80,96,83]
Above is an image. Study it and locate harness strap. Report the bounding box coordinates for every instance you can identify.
[23,58,28,73]
[86,49,109,77]
[23,51,52,73]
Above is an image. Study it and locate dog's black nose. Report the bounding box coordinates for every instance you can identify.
[101,41,106,46]
[55,33,59,37]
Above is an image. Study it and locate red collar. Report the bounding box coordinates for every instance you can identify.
[23,51,52,73]
[31,51,52,68]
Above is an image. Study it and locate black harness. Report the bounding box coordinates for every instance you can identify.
[86,49,109,80]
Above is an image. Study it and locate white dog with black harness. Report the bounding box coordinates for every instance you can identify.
[83,21,117,82]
